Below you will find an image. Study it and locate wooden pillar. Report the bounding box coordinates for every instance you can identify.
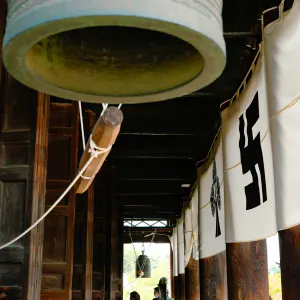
[226,240,269,300]
[185,258,200,300]
[200,252,227,299]
[82,111,96,299]
[27,94,50,299]
[170,244,175,298]
[108,166,123,300]
[279,224,300,300]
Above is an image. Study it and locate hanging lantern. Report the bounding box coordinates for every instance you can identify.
[3,0,226,104]
[136,245,151,278]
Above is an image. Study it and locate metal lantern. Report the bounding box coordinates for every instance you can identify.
[135,245,151,278]
[3,0,226,104]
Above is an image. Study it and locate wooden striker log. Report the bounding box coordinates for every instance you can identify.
[76,106,123,194]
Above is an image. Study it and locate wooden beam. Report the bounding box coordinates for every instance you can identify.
[119,194,184,206]
[117,180,191,195]
[27,93,50,299]
[115,158,196,180]
[111,134,212,159]
[279,224,300,300]
[200,251,227,299]
[226,241,269,299]
[76,107,123,194]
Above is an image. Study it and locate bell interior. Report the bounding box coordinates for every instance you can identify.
[26,26,204,97]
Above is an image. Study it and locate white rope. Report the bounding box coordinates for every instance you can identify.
[79,135,112,180]
[0,141,110,250]
[101,103,109,116]
[78,101,86,150]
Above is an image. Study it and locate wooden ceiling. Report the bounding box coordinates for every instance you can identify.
[82,0,287,226]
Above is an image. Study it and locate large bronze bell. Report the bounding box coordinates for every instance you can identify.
[136,246,151,278]
[3,0,226,104]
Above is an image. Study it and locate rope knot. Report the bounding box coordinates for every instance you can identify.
[88,135,112,158]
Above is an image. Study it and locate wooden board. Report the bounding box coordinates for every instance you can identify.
[226,241,269,300]
[200,251,227,299]
[76,106,123,194]
[41,102,79,299]
[279,224,300,300]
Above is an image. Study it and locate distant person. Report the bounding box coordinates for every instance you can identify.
[130,291,141,300]
[153,287,160,299]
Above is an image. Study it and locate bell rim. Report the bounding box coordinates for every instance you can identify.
[3,1,226,103]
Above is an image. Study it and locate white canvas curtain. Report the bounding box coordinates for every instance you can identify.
[199,141,226,257]
[264,0,300,230]
[184,206,193,267]
[171,0,300,260]
[177,219,185,275]
[191,187,199,260]
[222,54,277,243]
[172,227,178,277]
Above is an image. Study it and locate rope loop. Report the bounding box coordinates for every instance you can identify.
[88,135,112,158]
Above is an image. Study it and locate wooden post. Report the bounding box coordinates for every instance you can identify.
[82,111,96,299]
[27,93,50,299]
[76,106,123,194]
[226,240,269,300]
[279,224,300,300]
[170,244,175,298]
[185,258,200,300]
[108,166,123,300]
[200,251,227,299]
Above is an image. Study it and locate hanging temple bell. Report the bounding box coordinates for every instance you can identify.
[3,0,226,104]
[136,246,151,278]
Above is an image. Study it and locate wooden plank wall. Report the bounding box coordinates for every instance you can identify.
[41,102,79,299]
[0,3,50,294]
[0,67,38,299]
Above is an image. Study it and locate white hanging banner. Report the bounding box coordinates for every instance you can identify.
[177,220,185,274]
[199,141,226,258]
[264,1,300,230]
[191,187,199,260]
[222,55,277,243]
[184,206,193,267]
[172,227,178,277]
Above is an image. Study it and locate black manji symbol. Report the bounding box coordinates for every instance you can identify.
[210,160,221,238]
[239,92,267,210]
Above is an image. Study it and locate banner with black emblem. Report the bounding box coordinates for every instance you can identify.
[222,55,277,243]
[199,141,226,258]
[264,0,300,230]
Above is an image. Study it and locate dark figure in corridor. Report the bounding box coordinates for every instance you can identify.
[130,291,141,300]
